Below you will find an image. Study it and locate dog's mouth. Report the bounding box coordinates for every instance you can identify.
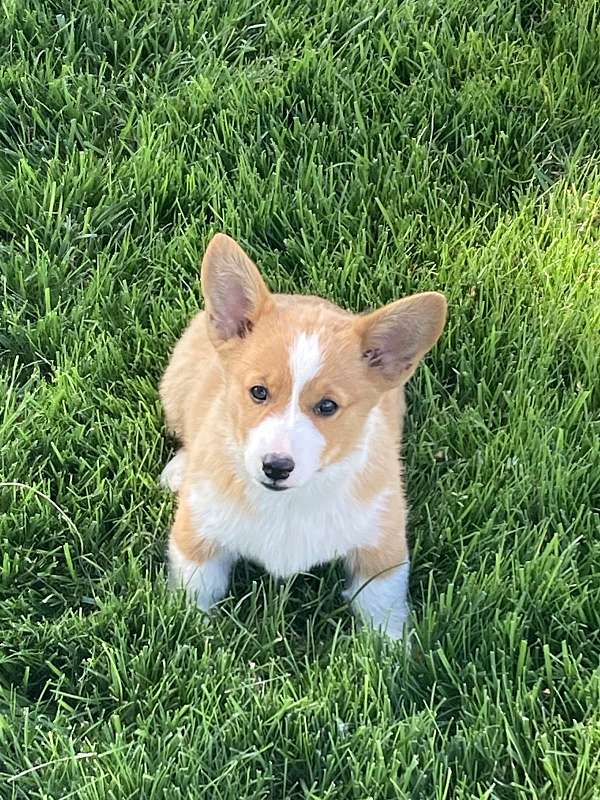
[260,482,290,492]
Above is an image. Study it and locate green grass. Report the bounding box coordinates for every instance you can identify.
[1,0,600,796]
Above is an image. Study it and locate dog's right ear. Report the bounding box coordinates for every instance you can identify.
[356,291,447,389]
[201,234,273,345]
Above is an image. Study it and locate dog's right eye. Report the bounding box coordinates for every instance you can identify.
[250,385,269,403]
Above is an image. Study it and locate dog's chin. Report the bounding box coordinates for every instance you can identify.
[251,470,322,493]
[260,482,291,492]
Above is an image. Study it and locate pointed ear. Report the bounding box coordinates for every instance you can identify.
[356,292,447,388]
[201,234,272,345]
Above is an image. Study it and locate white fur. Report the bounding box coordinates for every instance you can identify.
[289,332,322,392]
[243,332,325,488]
[344,562,410,640]
[160,449,188,492]
[168,539,234,612]
[192,408,386,578]
[243,406,325,488]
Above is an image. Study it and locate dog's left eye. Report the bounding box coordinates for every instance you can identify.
[314,398,338,417]
[250,385,269,403]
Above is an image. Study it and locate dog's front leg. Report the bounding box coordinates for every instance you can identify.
[344,525,410,640]
[168,497,234,613]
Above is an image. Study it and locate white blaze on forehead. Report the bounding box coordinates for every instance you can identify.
[289,332,322,400]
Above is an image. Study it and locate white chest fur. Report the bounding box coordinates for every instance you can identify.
[187,473,390,578]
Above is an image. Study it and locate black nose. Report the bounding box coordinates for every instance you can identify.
[262,453,295,482]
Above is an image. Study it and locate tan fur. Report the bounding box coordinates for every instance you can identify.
[346,492,409,578]
[170,491,220,563]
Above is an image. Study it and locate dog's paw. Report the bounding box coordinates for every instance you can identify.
[160,450,187,492]
[345,562,411,645]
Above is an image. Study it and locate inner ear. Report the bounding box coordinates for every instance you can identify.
[357,292,447,387]
[201,234,272,344]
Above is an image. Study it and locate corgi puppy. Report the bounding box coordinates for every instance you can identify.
[160,234,446,639]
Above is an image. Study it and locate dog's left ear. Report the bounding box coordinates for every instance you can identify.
[201,233,273,346]
[356,292,447,388]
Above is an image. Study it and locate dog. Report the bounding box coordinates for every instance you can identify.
[159,234,446,639]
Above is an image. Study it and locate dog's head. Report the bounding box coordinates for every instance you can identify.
[202,234,446,492]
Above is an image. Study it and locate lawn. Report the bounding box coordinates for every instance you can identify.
[1,0,600,797]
